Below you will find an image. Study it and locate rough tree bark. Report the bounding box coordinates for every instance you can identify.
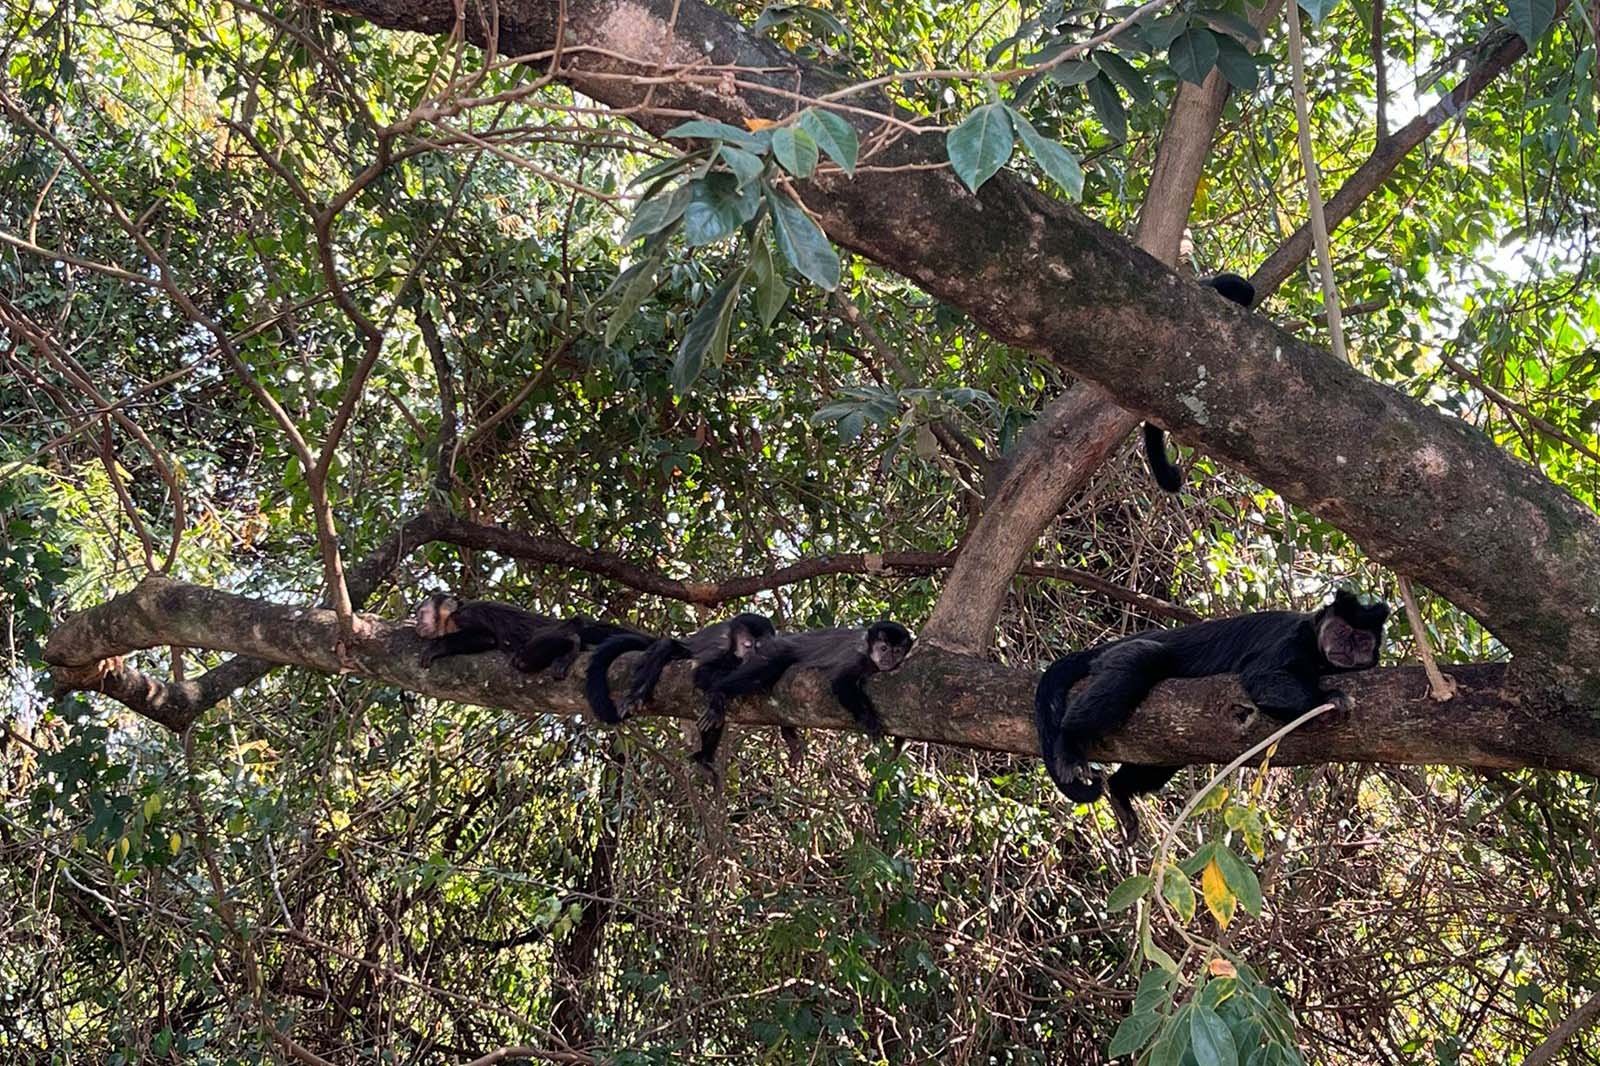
[314,0,1600,688]
[43,578,1600,776]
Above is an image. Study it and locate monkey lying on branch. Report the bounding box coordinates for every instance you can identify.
[413,593,648,680]
[1035,589,1390,839]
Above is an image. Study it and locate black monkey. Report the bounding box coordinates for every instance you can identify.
[583,612,777,724]
[413,593,645,680]
[1143,272,1257,492]
[1035,589,1389,838]
[696,621,915,771]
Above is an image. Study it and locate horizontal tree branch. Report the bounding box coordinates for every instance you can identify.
[44,577,1598,776]
[315,0,1600,691]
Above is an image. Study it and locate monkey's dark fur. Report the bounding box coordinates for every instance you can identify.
[1143,272,1257,492]
[1035,590,1389,837]
[583,612,776,724]
[696,621,915,770]
[413,593,645,680]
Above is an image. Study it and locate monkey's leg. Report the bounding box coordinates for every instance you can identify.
[623,639,689,714]
[517,622,583,678]
[693,654,797,769]
[1105,765,1183,842]
[1055,640,1172,830]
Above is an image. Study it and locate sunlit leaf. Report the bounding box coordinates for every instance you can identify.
[946,103,1015,193]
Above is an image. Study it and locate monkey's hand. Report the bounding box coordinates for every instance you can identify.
[856,708,885,739]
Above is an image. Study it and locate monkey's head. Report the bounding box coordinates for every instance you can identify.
[1315,589,1390,670]
[414,593,460,638]
[865,621,914,672]
[1202,272,1256,309]
[728,613,776,660]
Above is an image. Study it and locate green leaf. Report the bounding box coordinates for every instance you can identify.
[663,119,771,150]
[1213,34,1260,91]
[771,126,820,178]
[1202,10,1263,45]
[1135,966,1179,1014]
[1296,0,1340,23]
[945,102,1015,193]
[682,173,761,246]
[719,145,766,188]
[1150,1006,1192,1066]
[1095,50,1152,104]
[673,267,746,394]
[1190,1004,1240,1066]
[628,151,700,188]
[1085,72,1127,142]
[749,233,790,328]
[621,183,691,243]
[1108,1011,1163,1057]
[1008,110,1084,200]
[1048,59,1100,85]
[1162,868,1197,923]
[1141,13,1192,51]
[604,253,663,345]
[1169,27,1220,85]
[1107,874,1154,911]
[1508,0,1556,46]
[1214,846,1264,917]
[765,187,840,290]
[798,108,860,174]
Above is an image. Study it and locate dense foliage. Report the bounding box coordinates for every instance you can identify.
[3,0,1599,1062]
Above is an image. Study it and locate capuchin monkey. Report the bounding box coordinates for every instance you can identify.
[1035,589,1389,839]
[413,593,645,680]
[583,612,777,724]
[1143,272,1257,492]
[696,621,915,772]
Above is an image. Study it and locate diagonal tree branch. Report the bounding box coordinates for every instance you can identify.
[43,577,1600,777]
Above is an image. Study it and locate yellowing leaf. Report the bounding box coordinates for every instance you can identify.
[1201,858,1237,929]
[744,117,780,131]
[143,793,162,819]
[169,832,182,855]
[329,809,351,831]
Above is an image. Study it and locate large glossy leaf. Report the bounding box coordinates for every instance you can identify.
[1048,59,1100,85]
[1214,845,1264,917]
[1086,72,1127,142]
[718,145,766,188]
[945,103,1015,193]
[1095,50,1152,104]
[1190,1004,1240,1066]
[1213,34,1260,91]
[765,187,840,290]
[1107,874,1153,911]
[1509,0,1556,46]
[749,232,790,328]
[1108,1011,1163,1057]
[771,125,819,178]
[797,107,859,174]
[1009,110,1084,200]
[621,182,691,243]
[663,118,771,150]
[1162,868,1197,922]
[683,173,761,246]
[673,267,745,394]
[1169,27,1220,85]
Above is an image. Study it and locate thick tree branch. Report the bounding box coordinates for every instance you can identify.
[311,0,1600,681]
[44,578,1599,777]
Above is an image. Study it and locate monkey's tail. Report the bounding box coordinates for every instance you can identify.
[1142,424,1183,493]
[584,634,656,723]
[1035,652,1103,802]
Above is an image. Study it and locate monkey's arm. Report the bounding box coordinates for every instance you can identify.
[829,674,885,738]
[1239,654,1326,719]
[515,621,583,678]
[421,629,500,665]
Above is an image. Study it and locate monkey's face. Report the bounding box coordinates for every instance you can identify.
[414,594,459,638]
[1317,614,1380,670]
[733,628,761,660]
[869,635,911,672]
